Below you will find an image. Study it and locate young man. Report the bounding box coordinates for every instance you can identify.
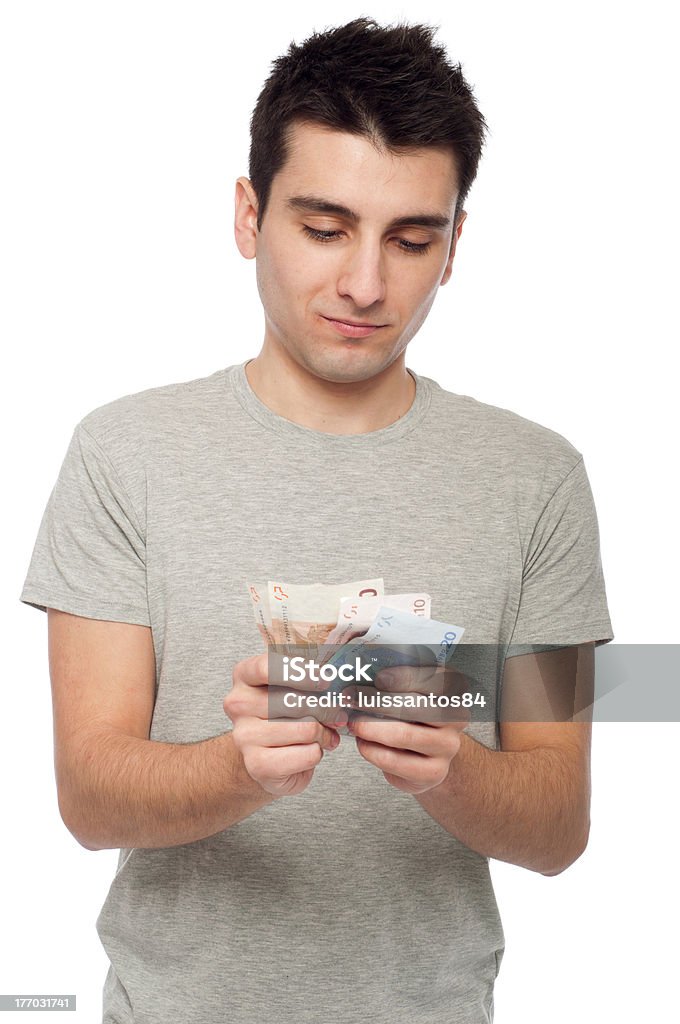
[20,17,613,1024]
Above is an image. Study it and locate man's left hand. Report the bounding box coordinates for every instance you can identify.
[346,664,470,795]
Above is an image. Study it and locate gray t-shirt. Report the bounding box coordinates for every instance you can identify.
[20,362,614,1024]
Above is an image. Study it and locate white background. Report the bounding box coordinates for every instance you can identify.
[2,1,678,1021]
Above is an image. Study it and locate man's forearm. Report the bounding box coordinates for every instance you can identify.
[62,730,275,851]
[415,732,590,875]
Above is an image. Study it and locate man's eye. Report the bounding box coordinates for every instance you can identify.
[302,225,431,255]
[303,227,341,243]
[397,239,431,255]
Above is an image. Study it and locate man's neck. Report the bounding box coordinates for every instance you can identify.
[243,342,417,436]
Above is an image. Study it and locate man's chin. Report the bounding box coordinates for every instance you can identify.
[300,347,397,386]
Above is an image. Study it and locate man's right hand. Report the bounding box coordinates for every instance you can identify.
[224,651,346,797]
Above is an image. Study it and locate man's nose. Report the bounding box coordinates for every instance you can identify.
[335,242,387,309]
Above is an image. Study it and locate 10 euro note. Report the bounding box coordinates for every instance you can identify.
[324,592,432,647]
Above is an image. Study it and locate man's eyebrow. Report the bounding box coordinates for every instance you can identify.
[285,194,451,231]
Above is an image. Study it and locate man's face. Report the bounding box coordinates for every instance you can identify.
[235,121,465,384]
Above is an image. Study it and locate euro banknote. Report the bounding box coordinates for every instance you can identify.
[246,578,385,649]
[324,592,431,646]
[323,606,465,682]
[246,578,461,672]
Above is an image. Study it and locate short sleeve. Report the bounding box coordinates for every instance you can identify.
[507,456,614,656]
[19,422,151,626]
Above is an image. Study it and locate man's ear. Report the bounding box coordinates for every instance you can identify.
[234,176,259,259]
[440,209,467,287]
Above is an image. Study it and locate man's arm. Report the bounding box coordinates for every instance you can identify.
[350,643,595,876]
[416,644,594,875]
[49,609,276,851]
[415,723,591,876]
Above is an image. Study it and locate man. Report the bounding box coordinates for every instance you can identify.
[20,16,613,1024]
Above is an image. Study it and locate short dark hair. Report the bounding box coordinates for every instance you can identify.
[248,16,489,238]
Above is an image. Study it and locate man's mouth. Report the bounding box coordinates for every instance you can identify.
[321,315,386,338]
